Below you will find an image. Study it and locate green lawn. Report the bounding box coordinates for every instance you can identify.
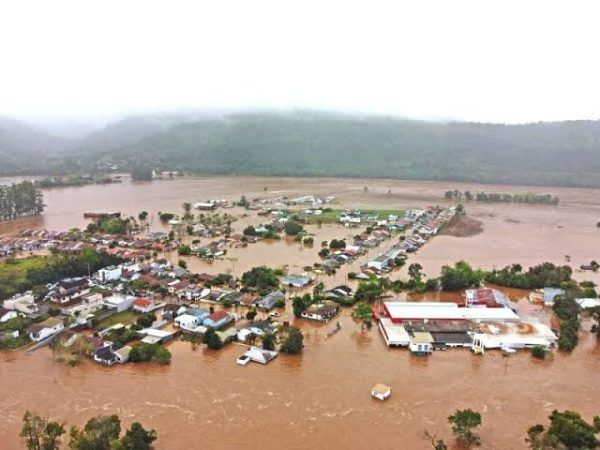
[304,209,405,224]
[96,310,138,328]
[0,256,46,300]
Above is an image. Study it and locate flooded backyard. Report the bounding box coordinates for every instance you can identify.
[1,175,600,448]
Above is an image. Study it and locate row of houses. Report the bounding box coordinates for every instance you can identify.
[363,207,455,273]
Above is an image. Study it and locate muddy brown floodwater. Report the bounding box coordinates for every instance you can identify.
[1,175,600,449]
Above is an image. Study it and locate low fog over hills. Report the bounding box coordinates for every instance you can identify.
[1,111,600,188]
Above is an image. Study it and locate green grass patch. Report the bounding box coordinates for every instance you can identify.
[0,256,46,299]
[95,310,138,329]
[304,209,405,224]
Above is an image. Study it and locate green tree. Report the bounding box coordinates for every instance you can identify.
[20,411,65,450]
[408,263,424,287]
[131,166,153,181]
[352,301,373,326]
[241,266,280,294]
[262,332,276,351]
[329,239,346,249]
[117,422,157,450]
[280,326,304,354]
[354,277,383,302]
[245,310,257,321]
[284,220,304,236]
[448,409,481,446]
[292,294,313,317]
[136,313,155,328]
[128,343,171,365]
[590,305,600,337]
[243,226,257,236]
[69,415,121,450]
[547,410,600,449]
[177,245,192,256]
[206,330,223,350]
[530,345,547,359]
[440,261,483,291]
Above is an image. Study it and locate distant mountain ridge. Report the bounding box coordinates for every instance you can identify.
[1,112,600,188]
[0,117,71,174]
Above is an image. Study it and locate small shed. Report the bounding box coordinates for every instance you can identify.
[371,383,391,401]
[409,331,433,355]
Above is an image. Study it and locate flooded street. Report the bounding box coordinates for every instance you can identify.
[1,175,600,448]
[1,304,599,450]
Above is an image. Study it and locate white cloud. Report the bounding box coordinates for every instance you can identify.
[0,0,599,122]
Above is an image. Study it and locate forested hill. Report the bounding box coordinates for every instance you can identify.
[3,112,600,188]
[85,114,600,187]
[0,117,70,174]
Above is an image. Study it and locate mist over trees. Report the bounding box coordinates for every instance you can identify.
[3,112,600,188]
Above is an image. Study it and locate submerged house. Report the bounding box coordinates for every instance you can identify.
[255,291,285,311]
[202,310,232,329]
[408,332,433,355]
[281,274,312,288]
[301,301,339,322]
[236,346,278,365]
[94,344,131,366]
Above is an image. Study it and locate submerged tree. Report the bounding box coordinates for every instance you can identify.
[68,414,121,450]
[448,409,482,446]
[526,410,600,450]
[280,326,304,354]
[20,411,65,450]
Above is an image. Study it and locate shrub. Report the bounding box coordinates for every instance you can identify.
[280,327,303,354]
[531,345,547,359]
[284,220,304,236]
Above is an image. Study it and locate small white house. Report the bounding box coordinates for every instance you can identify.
[371,383,391,401]
[409,332,433,355]
[237,346,278,365]
[27,318,64,342]
[95,266,122,283]
[174,314,202,331]
[103,295,135,313]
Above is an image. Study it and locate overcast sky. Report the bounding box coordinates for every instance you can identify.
[1,0,599,123]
